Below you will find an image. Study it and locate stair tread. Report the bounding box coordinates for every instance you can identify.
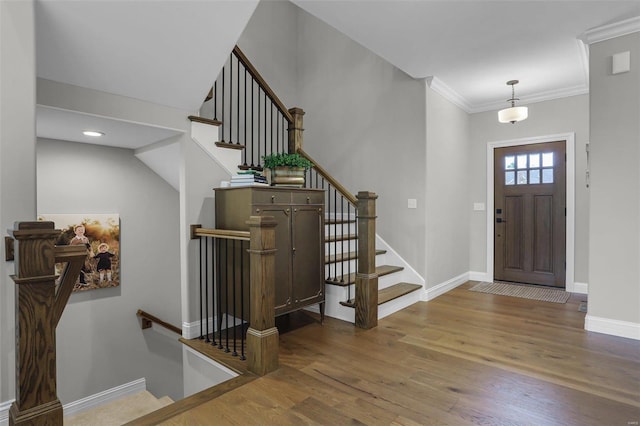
[325,233,357,243]
[340,282,422,307]
[378,282,422,304]
[64,391,168,425]
[188,115,222,126]
[325,218,356,224]
[215,141,244,150]
[326,265,404,286]
[325,249,385,264]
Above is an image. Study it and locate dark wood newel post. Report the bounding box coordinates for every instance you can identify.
[355,192,379,329]
[9,221,63,426]
[246,215,279,376]
[288,107,305,154]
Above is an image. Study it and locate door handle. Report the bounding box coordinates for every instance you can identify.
[496,218,507,223]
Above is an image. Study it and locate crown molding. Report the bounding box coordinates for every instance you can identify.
[426,76,473,113]
[469,84,589,114]
[579,15,640,45]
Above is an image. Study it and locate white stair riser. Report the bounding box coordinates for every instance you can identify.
[324,240,357,255]
[324,222,356,237]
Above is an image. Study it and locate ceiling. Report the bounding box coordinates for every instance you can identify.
[34,0,640,150]
[292,0,640,112]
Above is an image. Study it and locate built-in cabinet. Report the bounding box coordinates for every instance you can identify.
[215,186,325,317]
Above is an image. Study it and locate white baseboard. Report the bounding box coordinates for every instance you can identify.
[63,377,147,418]
[468,271,491,282]
[422,272,469,301]
[585,315,640,340]
[2,377,150,423]
[182,315,247,340]
[569,281,588,294]
[0,399,13,426]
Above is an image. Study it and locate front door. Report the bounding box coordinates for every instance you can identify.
[494,141,566,287]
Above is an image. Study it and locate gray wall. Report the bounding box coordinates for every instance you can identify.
[468,94,590,284]
[37,139,183,402]
[0,0,36,404]
[588,32,640,325]
[426,87,471,286]
[295,7,428,278]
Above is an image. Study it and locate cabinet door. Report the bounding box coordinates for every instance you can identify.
[255,206,292,315]
[291,206,324,307]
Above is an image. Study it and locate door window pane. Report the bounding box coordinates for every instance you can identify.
[517,155,527,169]
[542,168,553,183]
[529,153,540,168]
[505,156,515,170]
[542,152,554,167]
[505,171,515,185]
[530,169,540,184]
[517,170,527,184]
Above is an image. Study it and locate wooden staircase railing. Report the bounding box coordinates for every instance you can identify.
[190,217,278,376]
[7,221,87,426]
[136,310,182,335]
[200,45,379,329]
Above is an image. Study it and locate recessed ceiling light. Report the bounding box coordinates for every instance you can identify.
[83,130,105,137]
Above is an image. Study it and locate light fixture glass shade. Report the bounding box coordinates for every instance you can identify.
[498,106,528,124]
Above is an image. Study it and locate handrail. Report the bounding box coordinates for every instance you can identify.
[232,45,293,124]
[297,148,358,205]
[190,225,250,241]
[136,309,182,335]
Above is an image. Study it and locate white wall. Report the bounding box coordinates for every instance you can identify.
[468,95,590,284]
[0,0,36,405]
[37,139,183,402]
[587,32,640,336]
[425,87,471,286]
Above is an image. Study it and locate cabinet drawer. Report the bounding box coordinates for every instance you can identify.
[252,191,291,205]
[291,191,324,205]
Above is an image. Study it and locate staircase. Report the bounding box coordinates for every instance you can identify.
[64,391,173,425]
[322,213,422,323]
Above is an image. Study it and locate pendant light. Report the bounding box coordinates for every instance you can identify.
[498,80,528,124]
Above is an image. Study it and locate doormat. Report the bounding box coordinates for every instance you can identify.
[469,281,571,304]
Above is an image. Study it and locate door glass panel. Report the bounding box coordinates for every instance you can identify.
[517,155,527,169]
[529,153,540,168]
[542,168,553,183]
[505,171,515,185]
[530,169,540,184]
[542,152,554,167]
[517,170,527,184]
[505,156,515,170]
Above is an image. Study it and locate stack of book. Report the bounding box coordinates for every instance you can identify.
[229,170,268,187]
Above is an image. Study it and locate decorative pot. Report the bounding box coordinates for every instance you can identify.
[270,166,306,187]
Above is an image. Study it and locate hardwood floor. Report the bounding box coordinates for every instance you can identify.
[135,282,640,425]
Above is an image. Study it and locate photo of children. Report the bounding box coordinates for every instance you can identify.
[37,214,120,292]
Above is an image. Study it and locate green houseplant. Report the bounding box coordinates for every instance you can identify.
[262,153,313,170]
[262,153,313,187]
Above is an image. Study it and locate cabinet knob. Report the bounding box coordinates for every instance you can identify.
[256,208,260,213]
[271,195,275,203]
[306,197,310,204]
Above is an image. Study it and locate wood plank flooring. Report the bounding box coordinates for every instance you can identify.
[134,282,640,425]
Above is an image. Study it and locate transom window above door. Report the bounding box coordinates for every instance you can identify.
[504,152,553,185]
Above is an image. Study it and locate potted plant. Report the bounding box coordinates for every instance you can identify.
[262,153,313,187]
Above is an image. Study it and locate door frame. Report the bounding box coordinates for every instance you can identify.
[485,133,576,292]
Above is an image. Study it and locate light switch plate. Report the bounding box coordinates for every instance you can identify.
[612,51,630,74]
[408,199,417,209]
[473,202,485,211]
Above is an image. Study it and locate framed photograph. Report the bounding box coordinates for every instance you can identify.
[37,214,120,292]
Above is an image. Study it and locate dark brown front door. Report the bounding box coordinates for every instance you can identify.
[494,141,566,287]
